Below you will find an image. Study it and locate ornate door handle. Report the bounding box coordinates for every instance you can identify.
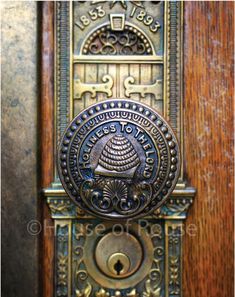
[58,99,180,220]
[43,2,196,295]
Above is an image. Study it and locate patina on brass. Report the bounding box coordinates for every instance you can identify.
[124,76,162,99]
[107,253,131,277]
[43,1,196,297]
[95,232,143,278]
[83,222,154,290]
[57,99,181,220]
[74,74,114,99]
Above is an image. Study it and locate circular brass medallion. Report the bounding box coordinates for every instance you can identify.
[58,99,180,219]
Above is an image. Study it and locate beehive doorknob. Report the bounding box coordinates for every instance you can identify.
[57,99,181,220]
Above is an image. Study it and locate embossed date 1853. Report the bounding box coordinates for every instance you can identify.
[75,5,106,31]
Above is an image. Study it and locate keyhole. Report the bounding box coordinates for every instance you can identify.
[106,252,131,278]
[114,259,123,275]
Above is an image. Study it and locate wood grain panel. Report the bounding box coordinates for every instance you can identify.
[183,2,234,297]
[40,3,55,297]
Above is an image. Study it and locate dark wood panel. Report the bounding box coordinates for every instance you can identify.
[183,2,234,297]
[39,2,234,297]
[40,2,54,297]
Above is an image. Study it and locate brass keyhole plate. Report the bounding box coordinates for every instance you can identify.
[83,222,154,289]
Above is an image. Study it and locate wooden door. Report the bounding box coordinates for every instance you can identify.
[183,2,234,296]
[39,2,234,297]
[2,2,233,297]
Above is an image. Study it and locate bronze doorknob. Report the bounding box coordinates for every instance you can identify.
[57,99,180,219]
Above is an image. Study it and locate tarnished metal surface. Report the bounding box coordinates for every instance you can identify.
[44,2,196,296]
[57,99,181,219]
[95,232,143,278]
[1,2,39,297]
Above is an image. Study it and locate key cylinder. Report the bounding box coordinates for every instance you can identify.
[95,232,143,279]
[107,252,131,276]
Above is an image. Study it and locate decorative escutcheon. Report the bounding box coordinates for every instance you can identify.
[58,99,180,219]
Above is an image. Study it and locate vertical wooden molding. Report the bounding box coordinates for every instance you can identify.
[40,2,54,297]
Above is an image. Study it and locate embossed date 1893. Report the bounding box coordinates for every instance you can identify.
[130,4,161,33]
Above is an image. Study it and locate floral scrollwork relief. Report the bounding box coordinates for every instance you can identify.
[95,288,139,297]
[76,283,92,297]
[143,280,161,297]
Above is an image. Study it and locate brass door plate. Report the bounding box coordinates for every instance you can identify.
[43,1,196,297]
